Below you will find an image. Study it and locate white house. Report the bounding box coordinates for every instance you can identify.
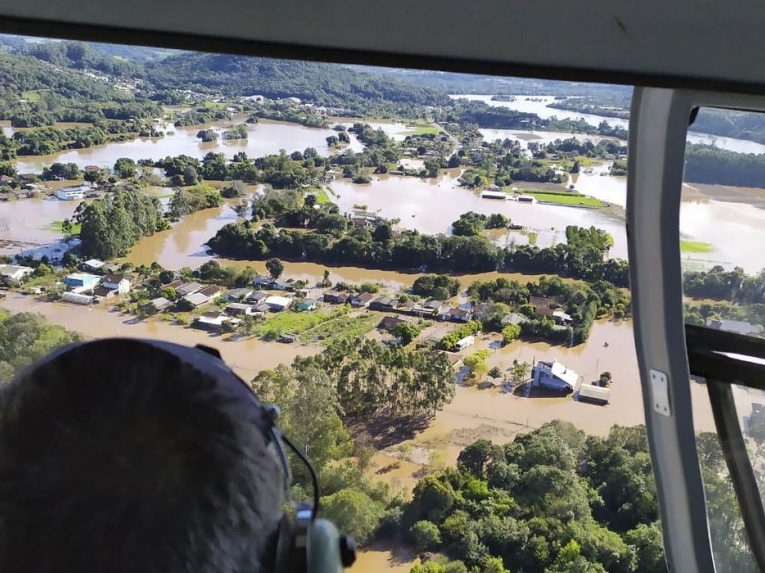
[57,184,89,201]
[101,274,131,295]
[265,295,292,312]
[81,259,105,273]
[531,360,579,393]
[183,292,211,308]
[0,264,33,283]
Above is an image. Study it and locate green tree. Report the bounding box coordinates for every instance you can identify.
[113,157,137,179]
[457,439,502,479]
[265,257,284,279]
[410,521,442,551]
[488,366,503,381]
[393,322,422,345]
[161,287,177,300]
[599,371,613,387]
[320,488,384,545]
[625,523,668,573]
[510,360,530,384]
[501,324,521,344]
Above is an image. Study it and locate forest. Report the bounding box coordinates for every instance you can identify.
[75,187,169,259]
[248,351,756,573]
[684,143,765,187]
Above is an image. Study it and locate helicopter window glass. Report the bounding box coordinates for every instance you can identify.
[682,107,765,572]
[0,33,676,573]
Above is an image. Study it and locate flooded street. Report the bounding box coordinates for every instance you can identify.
[0,292,319,379]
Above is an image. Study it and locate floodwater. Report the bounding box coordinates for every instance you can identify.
[458,95,765,154]
[14,120,346,174]
[0,292,318,379]
[330,172,629,257]
[0,197,79,245]
[450,94,631,129]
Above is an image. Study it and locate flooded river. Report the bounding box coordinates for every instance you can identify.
[14,120,347,174]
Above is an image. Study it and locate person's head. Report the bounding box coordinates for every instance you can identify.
[0,338,285,573]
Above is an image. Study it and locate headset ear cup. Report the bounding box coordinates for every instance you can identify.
[273,515,294,573]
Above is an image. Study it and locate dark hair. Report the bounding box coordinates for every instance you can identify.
[0,339,284,573]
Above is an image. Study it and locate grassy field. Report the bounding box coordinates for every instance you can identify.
[299,311,380,346]
[403,124,440,136]
[254,308,346,340]
[680,240,714,253]
[315,188,335,205]
[524,191,606,207]
[21,90,43,102]
[47,220,81,235]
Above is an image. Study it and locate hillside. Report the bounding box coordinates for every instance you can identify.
[145,53,450,110]
[0,51,159,126]
[23,40,145,78]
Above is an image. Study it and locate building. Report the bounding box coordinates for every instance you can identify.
[271,279,294,292]
[578,383,611,405]
[149,297,173,312]
[62,291,94,305]
[430,350,464,369]
[248,290,269,304]
[251,303,271,316]
[706,318,760,337]
[454,335,476,351]
[226,287,253,302]
[199,285,222,300]
[0,175,13,186]
[193,312,233,332]
[531,360,579,393]
[64,273,101,291]
[370,296,398,312]
[297,298,318,311]
[0,264,33,283]
[530,296,558,317]
[225,302,255,316]
[378,316,406,332]
[265,295,292,312]
[176,282,203,297]
[552,309,573,324]
[56,185,89,201]
[252,276,273,287]
[516,195,536,203]
[324,291,349,304]
[93,286,118,300]
[448,308,472,322]
[183,292,211,308]
[481,190,508,200]
[102,274,131,295]
[350,292,374,308]
[81,259,105,273]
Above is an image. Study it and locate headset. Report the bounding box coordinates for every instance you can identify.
[12,337,358,573]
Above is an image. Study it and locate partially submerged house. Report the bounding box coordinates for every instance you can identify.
[0,264,33,284]
[531,360,579,393]
[578,383,611,405]
[706,318,760,337]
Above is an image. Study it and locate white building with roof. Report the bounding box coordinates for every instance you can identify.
[532,360,579,393]
[265,295,292,312]
[0,264,33,283]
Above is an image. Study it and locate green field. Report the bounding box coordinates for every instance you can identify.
[47,220,82,235]
[315,188,335,204]
[524,191,606,207]
[403,124,440,136]
[299,312,380,346]
[680,240,714,253]
[254,308,346,340]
